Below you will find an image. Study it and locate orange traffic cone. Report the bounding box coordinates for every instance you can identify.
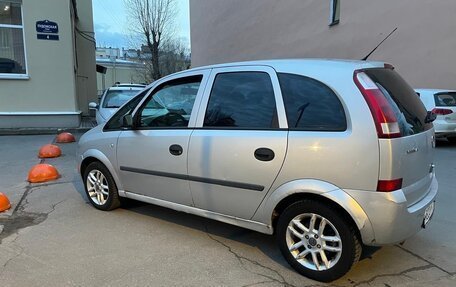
[0,192,11,212]
[38,144,62,158]
[55,132,76,143]
[28,164,60,183]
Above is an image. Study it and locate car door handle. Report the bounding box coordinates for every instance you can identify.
[169,144,183,156]
[254,148,275,162]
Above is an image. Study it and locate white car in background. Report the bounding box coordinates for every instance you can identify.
[90,84,145,125]
[416,89,456,142]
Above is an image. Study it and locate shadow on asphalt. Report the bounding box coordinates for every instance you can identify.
[436,138,456,147]
[117,198,292,269]
[72,177,384,271]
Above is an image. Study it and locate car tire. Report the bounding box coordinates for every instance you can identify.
[83,161,121,211]
[276,200,361,282]
[447,137,456,144]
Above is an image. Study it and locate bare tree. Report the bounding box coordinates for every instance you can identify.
[160,38,191,76]
[125,0,177,80]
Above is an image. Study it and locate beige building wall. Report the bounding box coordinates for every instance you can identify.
[96,61,147,95]
[0,0,95,128]
[190,0,456,89]
[74,0,97,116]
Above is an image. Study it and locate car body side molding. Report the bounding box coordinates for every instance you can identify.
[120,166,265,192]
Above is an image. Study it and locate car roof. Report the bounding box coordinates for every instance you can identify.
[171,58,386,76]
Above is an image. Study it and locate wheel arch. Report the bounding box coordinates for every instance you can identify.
[79,149,124,193]
[255,179,375,244]
[272,193,358,235]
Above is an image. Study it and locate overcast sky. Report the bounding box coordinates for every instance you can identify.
[92,0,190,49]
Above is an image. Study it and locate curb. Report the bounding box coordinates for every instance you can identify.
[0,127,91,136]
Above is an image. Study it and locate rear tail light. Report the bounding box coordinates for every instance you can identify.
[432,108,453,115]
[354,71,401,138]
[377,178,403,192]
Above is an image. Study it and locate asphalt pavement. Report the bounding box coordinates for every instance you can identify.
[0,134,454,287]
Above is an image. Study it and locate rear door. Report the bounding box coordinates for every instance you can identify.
[188,66,288,219]
[364,68,434,205]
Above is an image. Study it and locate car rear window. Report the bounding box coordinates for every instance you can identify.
[434,92,456,107]
[363,68,432,136]
[278,73,346,131]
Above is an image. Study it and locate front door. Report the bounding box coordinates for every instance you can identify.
[117,71,209,206]
[188,66,288,219]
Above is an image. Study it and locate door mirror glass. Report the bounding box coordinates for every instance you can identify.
[89,102,98,110]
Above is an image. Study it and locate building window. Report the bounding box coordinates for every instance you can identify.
[329,0,340,26]
[0,1,27,76]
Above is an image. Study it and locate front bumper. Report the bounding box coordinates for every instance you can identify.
[345,175,438,245]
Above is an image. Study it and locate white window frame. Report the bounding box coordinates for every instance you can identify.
[0,0,29,79]
[329,0,340,27]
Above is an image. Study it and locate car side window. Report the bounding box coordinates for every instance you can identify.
[104,88,151,131]
[204,72,278,128]
[137,75,202,128]
[278,73,347,131]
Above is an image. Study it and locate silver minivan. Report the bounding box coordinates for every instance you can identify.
[77,59,438,282]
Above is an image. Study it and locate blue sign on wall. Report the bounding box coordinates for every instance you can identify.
[36,20,59,34]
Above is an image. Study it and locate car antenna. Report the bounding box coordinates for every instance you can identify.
[361,27,397,61]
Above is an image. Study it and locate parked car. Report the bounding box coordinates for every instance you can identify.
[112,82,147,88]
[78,59,438,282]
[415,89,456,142]
[89,85,146,125]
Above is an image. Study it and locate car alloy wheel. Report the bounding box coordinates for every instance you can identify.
[286,213,342,271]
[83,161,121,211]
[86,169,109,205]
[277,200,361,282]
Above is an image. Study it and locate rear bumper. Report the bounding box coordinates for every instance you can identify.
[434,120,456,137]
[345,175,438,245]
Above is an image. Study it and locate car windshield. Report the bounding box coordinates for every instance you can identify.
[102,90,141,108]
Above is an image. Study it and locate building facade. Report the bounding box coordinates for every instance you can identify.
[190,0,456,89]
[0,0,96,129]
[96,58,146,95]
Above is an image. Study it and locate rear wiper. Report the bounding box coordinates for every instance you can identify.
[425,111,436,123]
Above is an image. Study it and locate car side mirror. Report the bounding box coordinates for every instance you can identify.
[89,102,99,110]
[121,114,133,128]
[425,111,437,123]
